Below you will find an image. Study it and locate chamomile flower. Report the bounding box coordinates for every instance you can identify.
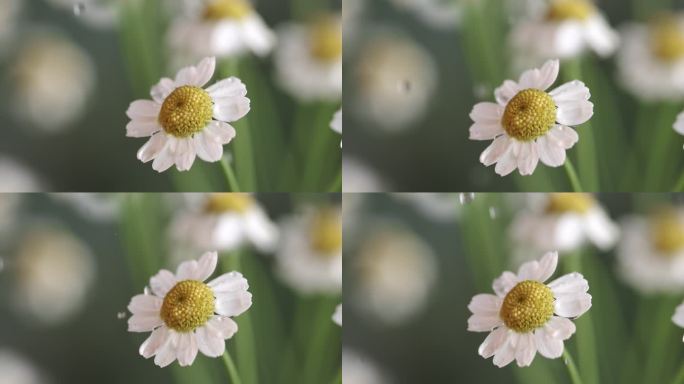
[672,301,684,340]
[510,193,619,253]
[617,207,684,294]
[127,251,252,367]
[274,15,342,102]
[343,350,389,384]
[0,349,46,384]
[343,158,389,192]
[469,59,593,176]
[331,108,342,147]
[0,157,43,192]
[168,0,275,61]
[617,14,684,101]
[170,193,278,254]
[333,304,342,326]
[467,251,591,367]
[126,57,250,172]
[274,206,342,295]
[510,0,619,64]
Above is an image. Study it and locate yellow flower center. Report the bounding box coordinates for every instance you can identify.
[500,280,555,333]
[158,86,214,138]
[160,280,215,333]
[310,209,342,254]
[309,17,342,62]
[204,193,254,213]
[650,17,684,62]
[502,89,557,141]
[651,212,684,254]
[203,0,252,21]
[545,193,594,214]
[546,0,595,21]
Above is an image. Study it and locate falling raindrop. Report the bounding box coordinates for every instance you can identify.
[563,357,569,365]
[0,258,4,273]
[73,2,85,16]
[117,311,127,320]
[489,207,498,219]
[144,286,151,295]
[459,193,476,205]
[397,79,412,94]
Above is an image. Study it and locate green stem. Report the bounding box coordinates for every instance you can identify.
[671,362,684,384]
[223,351,243,384]
[645,103,680,190]
[674,171,684,192]
[300,104,337,190]
[220,156,241,192]
[564,159,584,192]
[329,369,342,384]
[327,170,342,192]
[563,350,584,384]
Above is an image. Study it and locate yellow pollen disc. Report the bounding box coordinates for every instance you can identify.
[158,86,214,138]
[546,0,595,21]
[502,89,557,141]
[650,17,684,62]
[310,208,342,254]
[204,193,254,213]
[545,193,595,214]
[160,280,215,333]
[203,0,252,21]
[651,211,684,254]
[309,17,342,62]
[500,280,555,333]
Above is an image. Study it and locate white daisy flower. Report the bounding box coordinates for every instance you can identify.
[617,14,684,102]
[469,59,593,176]
[331,108,342,147]
[617,208,684,294]
[128,251,251,367]
[343,350,389,384]
[343,158,389,192]
[333,304,342,326]
[468,251,591,367]
[352,224,437,325]
[274,15,342,102]
[352,30,437,132]
[510,193,619,253]
[0,157,44,192]
[13,226,95,325]
[510,0,619,63]
[11,32,95,133]
[0,349,47,384]
[170,193,278,254]
[168,0,275,61]
[126,57,250,172]
[274,206,342,295]
[673,301,684,340]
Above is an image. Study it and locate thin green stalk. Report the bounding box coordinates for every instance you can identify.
[564,160,584,192]
[301,105,337,190]
[327,170,342,192]
[563,350,584,384]
[328,369,342,384]
[674,171,684,191]
[220,156,241,192]
[643,296,680,384]
[302,298,337,384]
[671,362,684,384]
[223,351,243,384]
[645,103,680,189]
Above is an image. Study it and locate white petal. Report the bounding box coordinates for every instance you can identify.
[208,77,250,122]
[240,16,276,56]
[468,314,503,332]
[493,332,518,367]
[493,271,519,297]
[205,121,237,145]
[127,100,161,119]
[127,119,161,138]
[518,59,559,91]
[193,131,224,162]
[516,141,539,176]
[584,16,619,57]
[196,325,226,357]
[546,125,579,149]
[208,271,249,294]
[128,313,164,332]
[173,138,197,172]
[215,290,252,317]
[128,294,163,315]
[176,333,199,367]
[674,112,684,135]
[154,332,179,368]
[584,209,619,250]
[536,136,567,166]
[139,326,169,358]
[514,332,537,367]
[470,102,504,124]
[152,139,176,173]
[550,80,590,103]
[468,294,502,316]
[518,252,558,282]
[480,135,511,166]
[544,316,576,340]
[470,123,504,141]
[176,252,218,281]
[495,80,521,105]
[534,329,564,358]
[150,269,177,297]
[673,302,684,328]
[478,326,508,358]
[494,141,519,176]
[549,273,592,317]
[194,57,217,87]
[151,78,176,103]
[205,316,238,339]
[244,209,279,252]
[137,133,168,163]
[556,100,594,126]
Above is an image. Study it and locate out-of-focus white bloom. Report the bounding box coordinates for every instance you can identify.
[352,224,437,325]
[0,0,21,56]
[274,206,342,295]
[511,0,618,65]
[274,15,342,102]
[672,301,684,340]
[618,15,684,102]
[343,0,364,46]
[0,349,47,384]
[13,226,95,325]
[331,108,342,147]
[392,193,460,221]
[343,350,389,384]
[0,195,21,239]
[470,60,593,176]
[389,0,461,29]
[468,252,591,367]
[333,304,342,326]
[510,193,619,253]
[46,0,117,29]
[168,0,275,62]
[343,158,388,192]
[50,193,120,222]
[126,57,250,172]
[11,32,95,133]
[128,251,252,367]
[0,157,43,192]
[171,193,278,254]
[352,30,437,132]
[617,208,684,294]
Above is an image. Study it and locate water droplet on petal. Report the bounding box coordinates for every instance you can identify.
[73,2,85,16]
[117,311,127,320]
[489,207,498,219]
[459,193,476,205]
[563,357,569,365]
